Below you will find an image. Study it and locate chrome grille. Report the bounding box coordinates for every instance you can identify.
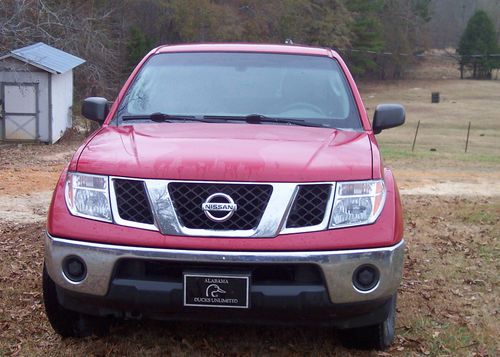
[168,182,273,230]
[110,177,336,237]
[286,185,331,228]
[114,179,154,224]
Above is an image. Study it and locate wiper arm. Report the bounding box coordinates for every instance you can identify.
[245,114,327,127]
[122,113,216,123]
[204,114,327,128]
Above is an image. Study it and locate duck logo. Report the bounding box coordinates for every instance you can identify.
[206,284,226,298]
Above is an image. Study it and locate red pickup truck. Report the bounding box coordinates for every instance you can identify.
[43,44,405,349]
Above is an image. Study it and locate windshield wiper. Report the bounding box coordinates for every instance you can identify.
[122,113,216,123]
[203,114,327,128]
[121,113,327,127]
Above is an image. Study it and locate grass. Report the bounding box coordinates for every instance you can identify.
[456,199,500,225]
[379,147,435,160]
[361,78,500,159]
[460,209,499,225]
[478,244,497,262]
[403,317,478,355]
[381,146,500,164]
[405,318,494,356]
[403,193,500,356]
[397,195,500,356]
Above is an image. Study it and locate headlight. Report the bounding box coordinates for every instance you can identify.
[329,180,386,228]
[65,172,112,222]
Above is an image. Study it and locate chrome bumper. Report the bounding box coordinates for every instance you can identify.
[44,233,405,304]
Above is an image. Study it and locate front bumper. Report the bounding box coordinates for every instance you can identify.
[45,232,405,305]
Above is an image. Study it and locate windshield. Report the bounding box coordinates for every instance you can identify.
[114,52,362,129]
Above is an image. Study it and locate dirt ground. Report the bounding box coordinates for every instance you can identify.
[1,76,499,356]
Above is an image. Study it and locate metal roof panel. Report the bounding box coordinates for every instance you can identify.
[10,42,85,74]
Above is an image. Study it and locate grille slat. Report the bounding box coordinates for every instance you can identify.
[168,183,273,230]
[286,185,331,228]
[114,179,154,224]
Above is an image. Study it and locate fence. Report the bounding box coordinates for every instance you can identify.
[377,120,499,157]
[360,74,500,158]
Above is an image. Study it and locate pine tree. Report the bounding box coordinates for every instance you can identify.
[458,10,499,79]
[345,0,384,76]
[127,26,153,68]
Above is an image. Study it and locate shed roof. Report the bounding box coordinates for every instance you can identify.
[0,42,85,74]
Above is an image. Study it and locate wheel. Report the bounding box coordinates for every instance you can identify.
[42,264,109,337]
[338,294,397,350]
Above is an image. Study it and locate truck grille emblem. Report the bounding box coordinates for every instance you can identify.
[202,193,238,222]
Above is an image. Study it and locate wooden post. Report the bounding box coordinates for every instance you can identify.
[465,121,471,153]
[412,120,420,152]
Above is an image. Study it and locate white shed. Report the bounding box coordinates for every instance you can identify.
[0,43,85,143]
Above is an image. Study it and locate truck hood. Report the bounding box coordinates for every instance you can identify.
[76,123,373,182]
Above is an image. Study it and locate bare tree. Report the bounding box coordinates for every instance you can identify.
[1,0,124,100]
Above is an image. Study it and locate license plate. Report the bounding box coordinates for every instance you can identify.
[183,273,250,309]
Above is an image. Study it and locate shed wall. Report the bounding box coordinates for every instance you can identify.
[0,69,49,141]
[0,57,46,72]
[50,70,73,143]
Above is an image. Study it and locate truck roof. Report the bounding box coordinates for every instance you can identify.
[155,43,336,57]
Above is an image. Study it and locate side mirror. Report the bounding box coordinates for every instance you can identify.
[82,97,109,123]
[372,104,405,134]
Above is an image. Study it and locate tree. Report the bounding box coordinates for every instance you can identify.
[457,10,500,79]
[0,0,124,99]
[345,0,384,76]
[0,0,437,97]
[376,0,431,79]
[341,0,431,79]
[127,26,153,68]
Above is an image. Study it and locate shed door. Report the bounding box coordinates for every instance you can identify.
[2,84,38,140]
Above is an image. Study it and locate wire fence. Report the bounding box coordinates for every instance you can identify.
[378,120,500,157]
[360,65,500,158]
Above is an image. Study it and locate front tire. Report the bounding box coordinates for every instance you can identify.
[42,264,109,337]
[338,294,397,350]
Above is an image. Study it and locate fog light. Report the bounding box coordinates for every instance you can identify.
[353,265,379,291]
[63,256,87,282]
